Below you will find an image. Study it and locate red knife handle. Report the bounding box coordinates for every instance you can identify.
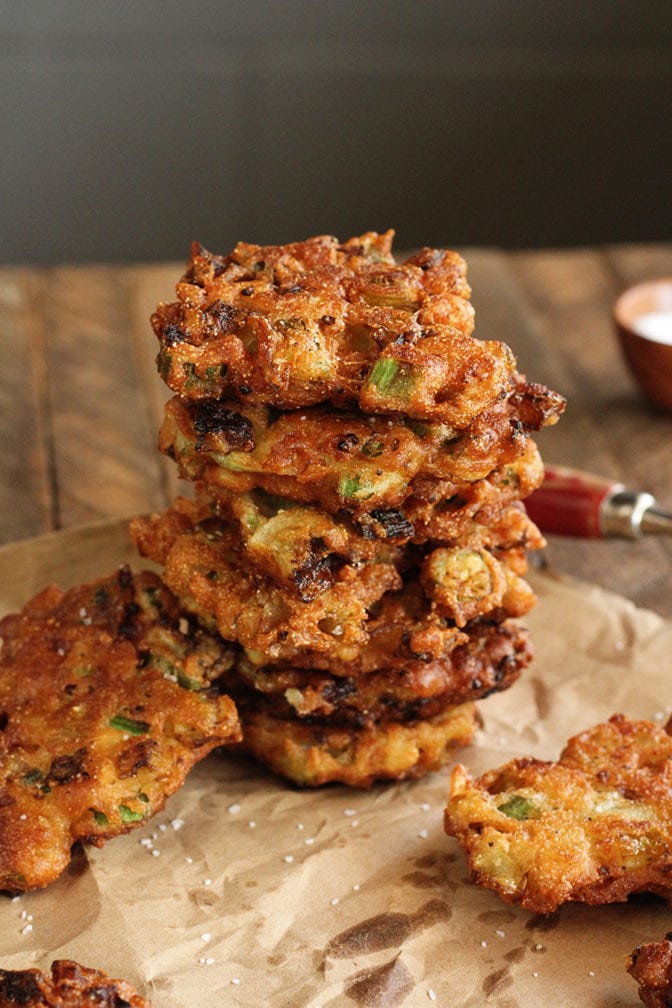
[525,465,619,539]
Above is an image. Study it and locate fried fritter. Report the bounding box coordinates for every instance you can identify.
[232,618,532,724]
[129,499,402,666]
[0,960,151,1008]
[0,566,240,892]
[158,379,562,514]
[444,714,672,915]
[203,464,545,581]
[197,485,543,606]
[628,934,672,1008]
[233,700,477,788]
[130,497,537,674]
[152,233,518,426]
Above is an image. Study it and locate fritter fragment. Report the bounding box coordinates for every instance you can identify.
[152,232,518,425]
[444,714,672,915]
[159,379,563,513]
[234,701,477,788]
[0,566,240,892]
[628,934,672,1008]
[0,959,151,1008]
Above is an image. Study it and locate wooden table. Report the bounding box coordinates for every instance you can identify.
[2,244,672,617]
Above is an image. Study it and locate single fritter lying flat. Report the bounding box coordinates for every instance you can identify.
[235,700,477,788]
[628,934,672,1008]
[444,714,672,914]
[232,618,533,724]
[0,959,151,1007]
[159,377,563,512]
[0,566,240,892]
[152,231,518,426]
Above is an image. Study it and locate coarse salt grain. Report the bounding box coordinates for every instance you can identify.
[343,808,356,816]
[330,897,339,906]
[151,849,160,857]
[203,878,212,886]
[420,803,431,812]
[284,855,294,864]
[171,818,185,831]
[352,884,360,891]
[481,940,487,948]
[248,821,256,829]
[230,978,241,985]
[494,929,505,937]
[201,933,211,942]
[21,925,33,935]
[418,829,428,839]
[427,991,437,1002]
[228,803,241,814]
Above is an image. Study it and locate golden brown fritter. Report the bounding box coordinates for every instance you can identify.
[187,485,543,608]
[130,497,537,675]
[233,699,477,788]
[231,618,532,725]
[158,379,563,515]
[628,934,672,1008]
[152,233,518,426]
[129,499,403,667]
[444,714,672,915]
[0,960,151,1007]
[0,566,240,892]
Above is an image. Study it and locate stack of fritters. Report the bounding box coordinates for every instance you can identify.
[131,230,564,787]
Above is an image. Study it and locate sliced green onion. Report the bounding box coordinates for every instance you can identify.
[119,804,144,823]
[109,714,149,736]
[497,795,538,821]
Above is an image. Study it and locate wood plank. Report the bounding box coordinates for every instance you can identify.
[0,268,54,542]
[120,262,186,508]
[39,265,168,528]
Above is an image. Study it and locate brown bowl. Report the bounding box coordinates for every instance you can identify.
[615,277,672,413]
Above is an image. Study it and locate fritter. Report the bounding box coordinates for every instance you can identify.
[233,700,477,788]
[0,959,151,1008]
[158,378,563,513]
[232,618,533,724]
[628,934,672,1008]
[0,960,151,1008]
[152,232,518,426]
[130,498,537,673]
[197,487,543,604]
[129,500,403,666]
[444,714,672,915]
[0,566,240,892]
[203,463,545,575]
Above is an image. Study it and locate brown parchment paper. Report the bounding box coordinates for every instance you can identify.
[1,519,672,1008]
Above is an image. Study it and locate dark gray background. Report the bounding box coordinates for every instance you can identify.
[2,1,671,264]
